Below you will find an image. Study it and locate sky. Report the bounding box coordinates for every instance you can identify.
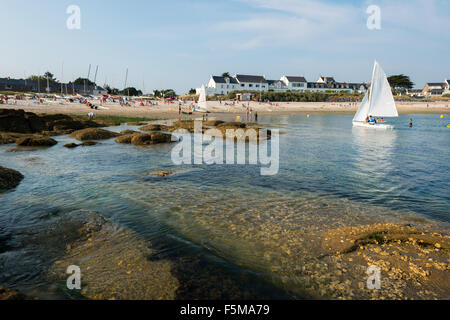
[1,0,449,94]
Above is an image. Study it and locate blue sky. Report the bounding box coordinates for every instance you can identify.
[1,0,449,93]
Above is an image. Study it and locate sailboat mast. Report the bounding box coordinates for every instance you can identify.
[368,60,377,111]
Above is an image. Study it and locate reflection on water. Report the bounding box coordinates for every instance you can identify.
[0,114,449,299]
[352,127,397,180]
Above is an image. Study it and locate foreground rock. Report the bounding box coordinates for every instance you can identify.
[69,128,120,141]
[16,136,57,147]
[0,286,26,300]
[0,166,24,190]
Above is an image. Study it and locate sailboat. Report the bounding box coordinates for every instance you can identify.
[194,85,209,113]
[353,61,398,129]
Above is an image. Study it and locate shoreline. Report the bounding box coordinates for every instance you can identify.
[1,101,449,120]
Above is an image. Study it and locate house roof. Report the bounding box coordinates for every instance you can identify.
[426,83,445,87]
[234,74,267,84]
[319,76,336,83]
[284,76,307,83]
[211,76,238,84]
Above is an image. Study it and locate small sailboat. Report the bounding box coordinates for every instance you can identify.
[353,61,398,129]
[194,85,209,113]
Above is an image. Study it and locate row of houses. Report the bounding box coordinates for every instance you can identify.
[0,77,107,95]
[197,74,369,96]
[411,79,450,97]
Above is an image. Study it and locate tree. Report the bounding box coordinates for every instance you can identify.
[120,87,142,96]
[44,71,56,81]
[188,88,196,95]
[104,85,119,95]
[222,72,231,78]
[387,74,414,90]
[73,78,95,86]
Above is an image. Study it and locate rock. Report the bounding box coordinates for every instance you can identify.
[155,170,174,177]
[64,143,79,149]
[16,136,57,147]
[115,134,136,144]
[80,141,97,147]
[131,133,173,146]
[127,122,147,126]
[120,130,138,135]
[139,124,170,132]
[0,286,26,300]
[0,109,104,136]
[0,132,30,145]
[69,128,120,141]
[0,166,24,190]
[216,122,246,129]
[203,120,225,126]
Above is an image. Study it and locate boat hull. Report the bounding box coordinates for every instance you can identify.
[352,121,393,129]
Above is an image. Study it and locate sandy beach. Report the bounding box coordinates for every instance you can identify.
[2,100,449,119]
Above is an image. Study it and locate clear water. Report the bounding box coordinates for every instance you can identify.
[0,114,449,298]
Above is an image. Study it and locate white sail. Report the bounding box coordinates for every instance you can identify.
[368,61,398,117]
[353,91,370,122]
[198,85,207,110]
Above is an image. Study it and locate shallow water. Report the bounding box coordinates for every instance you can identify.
[0,114,449,299]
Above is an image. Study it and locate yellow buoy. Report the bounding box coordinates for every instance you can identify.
[307,114,310,118]
[447,124,450,129]
[440,115,444,119]
[169,109,173,112]
[237,116,241,120]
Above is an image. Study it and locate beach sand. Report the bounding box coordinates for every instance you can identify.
[2,100,449,119]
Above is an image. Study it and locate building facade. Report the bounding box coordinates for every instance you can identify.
[197,74,368,95]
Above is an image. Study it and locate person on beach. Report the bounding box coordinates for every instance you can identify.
[255,112,258,122]
[409,118,413,128]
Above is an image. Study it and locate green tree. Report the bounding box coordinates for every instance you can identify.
[74,78,95,86]
[222,72,231,78]
[188,88,196,95]
[387,74,414,90]
[104,85,119,95]
[120,87,142,96]
[44,71,56,81]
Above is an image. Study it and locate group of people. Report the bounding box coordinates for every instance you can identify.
[365,115,384,125]
[246,107,258,122]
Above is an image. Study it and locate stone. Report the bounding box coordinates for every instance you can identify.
[69,128,120,141]
[0,166,24,190]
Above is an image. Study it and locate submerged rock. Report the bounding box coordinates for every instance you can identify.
[64,143,79,149]
[16,136,57,147]
[0,286,26,300]
[203,120,225,126]
[80,141,97,146]
[155,170,174,177]
[69,128,120,141]
[216,122,246,129]
[0,166,24,190]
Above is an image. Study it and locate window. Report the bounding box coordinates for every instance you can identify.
[241,84,245,87]
[256,84,259,88]
[249,84,253,88]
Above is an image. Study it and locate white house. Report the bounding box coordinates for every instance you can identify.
[280,76,307,92]
[197,73,367,95]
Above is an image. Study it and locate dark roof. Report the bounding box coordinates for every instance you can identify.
[426,83,445,87]
[211,76,238,84]
[267,80,279,84]
[284,76,307,83]
[235,74,267,84]
[319,76,336,83]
